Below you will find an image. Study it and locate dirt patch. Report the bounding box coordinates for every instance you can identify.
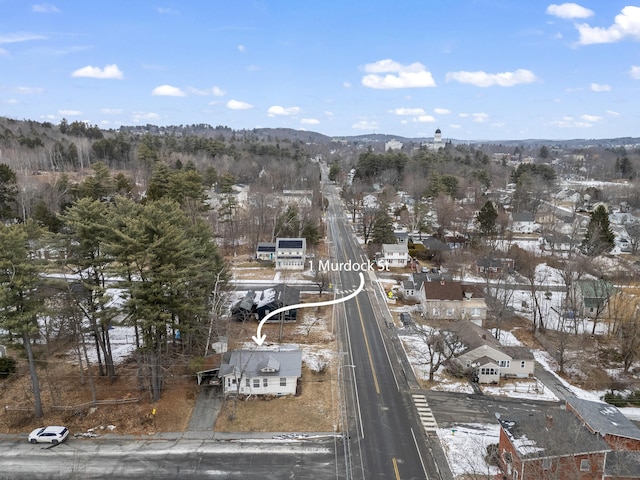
[214,366,337,432]
[0,357,198,436]
[0,295,338,436]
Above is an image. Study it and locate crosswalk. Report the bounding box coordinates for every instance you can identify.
[412,393,438,435]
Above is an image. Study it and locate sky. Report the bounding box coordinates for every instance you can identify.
[1,1,640,141]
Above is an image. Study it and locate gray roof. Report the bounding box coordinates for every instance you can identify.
[500,403,610,459]
[219,348,302,379]
[566,396,640,442]
[512,211,535,222]
[445,321,502,351]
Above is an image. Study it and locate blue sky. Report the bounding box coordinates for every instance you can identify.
[1,1,639,140]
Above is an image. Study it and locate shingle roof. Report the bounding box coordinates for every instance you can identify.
[500,403,610,459]
[219,348,302,379]
[566,396,640,442]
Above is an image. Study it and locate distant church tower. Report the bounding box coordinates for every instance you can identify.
[434,128,442,145]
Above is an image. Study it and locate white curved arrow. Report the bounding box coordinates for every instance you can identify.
[252,272,365,346]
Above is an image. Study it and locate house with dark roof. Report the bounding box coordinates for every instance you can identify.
[510,211,540,234]
[475,254,514,277]
[541,233,577,256]
[422,278,487,324]
[573,279,616,318]
[565,397,640,451]
[499,397,640,479]
[446,321,534,383]
[256,242,276,261]
[498,402,611,479]
[275,237,306,270]
[218,348,302,397]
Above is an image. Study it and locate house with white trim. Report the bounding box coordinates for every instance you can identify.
[218,348,302,397]
[447,322,535,384]
[382,243,408,268]
[275,238,307,270]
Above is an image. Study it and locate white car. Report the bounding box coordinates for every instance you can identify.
[28,426,69,444]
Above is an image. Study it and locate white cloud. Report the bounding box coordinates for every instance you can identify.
[343,81,352,88]
[32,3,59,13]
[414,115,435,123]
[362,59,436,89]
[58,109,81,116]
[0,32,46,43]
[392,107,426,116]
[434,108,451,115]
[590,83,611,92]
[576,6,640,45]
[132,111,161,123]
[449,124,462,129]
[300,118,320,125]
[546,3,593,19]
[157,7,179,14]
[237,45,246,53]
[581,114,602,122]
[3,99,18,105]
[14,86,43,94]
[101,108,122,115]
[267,105,300,116]
[152,84,186,96]
[0,48,7,56]
[352,120,379,130]
[551,115,596,128]
[226,99,253,110]
[446,69,537,87]
[606,110,620,116]
[631,65,640,79]
[189,86,225,96]
[472,112,489,123]
[72,64,123,79]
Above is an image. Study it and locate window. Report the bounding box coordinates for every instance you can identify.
[521,361,526,368]
[446,308,455,317]
[499,360,510,368]
[253,378,260,388]
[480,367,498,376]
[471,308,481,317]
[263,378,268,388]
[580,459,590,471]
[432,307,440,316]
[246,378,250,387]
[280,378,287,386]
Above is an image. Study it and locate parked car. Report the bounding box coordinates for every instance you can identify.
[28,426,69,444]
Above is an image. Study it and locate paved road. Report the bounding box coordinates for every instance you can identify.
[0,434,345,480]
[323,167,453,480]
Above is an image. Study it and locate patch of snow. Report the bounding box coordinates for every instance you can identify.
[437,423,500,478]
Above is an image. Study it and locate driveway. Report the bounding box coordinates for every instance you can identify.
[186,386,222,431]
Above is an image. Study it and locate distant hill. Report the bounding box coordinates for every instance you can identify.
[2,116,639,150]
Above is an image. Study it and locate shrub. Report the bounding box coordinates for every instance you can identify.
[0,357,16,378]
[604,392,628,407]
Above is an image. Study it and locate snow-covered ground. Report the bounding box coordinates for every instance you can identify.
[390,297,639,478]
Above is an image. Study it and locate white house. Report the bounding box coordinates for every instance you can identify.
[382,243,408,268]
[447,322,535,384]
[256,242,276,261]
[218,348,302,397]
[275,238,307,270]
[509,212,540,234]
